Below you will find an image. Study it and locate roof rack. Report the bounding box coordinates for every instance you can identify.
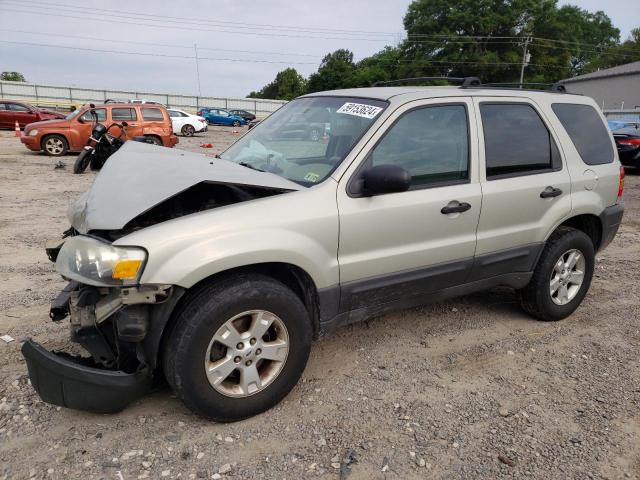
[371,77,567,93]
[480,82,567,92]
[371,76,481,87]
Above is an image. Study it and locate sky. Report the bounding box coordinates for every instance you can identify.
[0,0,637,99]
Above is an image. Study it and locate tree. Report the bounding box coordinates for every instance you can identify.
[1,71,26,82]
[248,68,306,100]
[306,49,357,93]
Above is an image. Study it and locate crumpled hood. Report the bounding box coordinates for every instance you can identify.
[68,141,303,233]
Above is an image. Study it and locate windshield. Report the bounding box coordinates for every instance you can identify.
[65,109,81,120]
[221,96,388,186]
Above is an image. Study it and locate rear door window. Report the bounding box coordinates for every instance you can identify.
[142,107,164,121]
[480,103,560,179]
[8,103,29,112]
[111,108,138,121]
[551,103,614,165]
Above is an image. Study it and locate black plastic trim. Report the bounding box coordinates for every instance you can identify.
[599,204,624,251]
[468,243,543,281]
[22,340,151,414]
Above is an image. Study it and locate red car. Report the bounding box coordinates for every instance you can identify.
[0,100,66,129]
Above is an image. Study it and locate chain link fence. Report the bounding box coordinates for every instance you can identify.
[0,80,287,117]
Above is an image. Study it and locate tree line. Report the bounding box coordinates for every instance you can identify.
[248,0,640,100]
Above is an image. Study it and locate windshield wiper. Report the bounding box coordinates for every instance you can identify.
[238,162,264,172]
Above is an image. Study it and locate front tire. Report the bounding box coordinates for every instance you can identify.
[42,135,68,156]
[519,227,595,321]
[163,275,312,421]
[232,120,241,127]
[73,149,91,174]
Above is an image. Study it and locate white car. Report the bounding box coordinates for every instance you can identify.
[167,108,208,137]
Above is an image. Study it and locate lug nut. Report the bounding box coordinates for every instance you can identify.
[236,342,244,349]
[250,338,256,345]
[245,360,252,367]
[255,348,262,355]
[234,356,241,363]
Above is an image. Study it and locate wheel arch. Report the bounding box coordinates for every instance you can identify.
[552,214,603,251]
[146,262,322,372]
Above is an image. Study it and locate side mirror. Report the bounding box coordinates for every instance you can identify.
[121,121,129,127]
[77,117,85,123]
[89,103,95,109]
[360,164,411,196]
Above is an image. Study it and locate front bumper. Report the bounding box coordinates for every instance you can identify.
[20,135,40,151]
[22,340,151,413]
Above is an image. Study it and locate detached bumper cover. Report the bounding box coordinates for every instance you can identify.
[22,340,151,414]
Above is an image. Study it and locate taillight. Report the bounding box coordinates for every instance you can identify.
[616,138,640,146]
[617,166,625,203]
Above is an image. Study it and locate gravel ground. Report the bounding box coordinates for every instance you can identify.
[0,128,639,480]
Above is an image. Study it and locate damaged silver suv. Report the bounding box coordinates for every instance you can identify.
[23,79,625,421]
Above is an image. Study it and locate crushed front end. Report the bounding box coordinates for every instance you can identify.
[22,233,182,413]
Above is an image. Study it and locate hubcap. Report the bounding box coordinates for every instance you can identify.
[549,249,586,305]
[204,310,289,397]
[46,138,64,154]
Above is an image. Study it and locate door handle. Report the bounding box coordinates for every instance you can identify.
[441,202,471,214]
[540,186,563,198]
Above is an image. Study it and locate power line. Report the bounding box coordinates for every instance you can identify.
[6,0,399,37]
[0,29,326,58]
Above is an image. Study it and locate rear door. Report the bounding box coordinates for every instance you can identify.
[471,98,571,280]
[337,98,481,312]
[141,106,168,138]
[0,103,9,128]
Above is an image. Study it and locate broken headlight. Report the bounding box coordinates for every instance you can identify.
[55,235,147,287]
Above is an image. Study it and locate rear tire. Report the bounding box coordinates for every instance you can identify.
[181,125,195,137]
[144,135,163,146]
[519,227,595,321]
[42,135,68,157]
[73,149,91,174]
[163,274,312,421]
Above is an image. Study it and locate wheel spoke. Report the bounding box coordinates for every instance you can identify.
[554,258,564,274]
[249,311,274,340]
[239,364,261,395]
[550,276,561,295]
[568,270,584,285]
[259,339,288,362]
[206,356,236,385]
[213,322,243,349]
[566,251,580,269]
[557,284,569,304]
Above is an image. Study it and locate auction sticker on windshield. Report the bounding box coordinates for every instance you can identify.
[336,102,383,119]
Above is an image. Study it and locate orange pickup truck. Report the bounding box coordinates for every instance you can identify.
[21,102,178,156]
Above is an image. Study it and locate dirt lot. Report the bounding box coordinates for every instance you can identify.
[0,128,639,480]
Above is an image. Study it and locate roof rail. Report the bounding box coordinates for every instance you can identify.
[479,82,567,93]
[371,76,480,87]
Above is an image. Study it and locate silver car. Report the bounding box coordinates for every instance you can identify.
[23,82,624,421]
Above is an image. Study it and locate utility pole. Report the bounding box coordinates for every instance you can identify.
[194,43,202,97]
[519,36,531,87]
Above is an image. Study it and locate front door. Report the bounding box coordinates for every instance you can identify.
[337,98,481,312]
[471,98,572,279]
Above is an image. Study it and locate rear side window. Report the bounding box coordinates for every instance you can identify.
[142,107,164,121]
[551,103,614,165]
[111,108,138,121]
[480,103,560,179]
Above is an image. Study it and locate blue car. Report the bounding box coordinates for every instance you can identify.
[202,108,247,127]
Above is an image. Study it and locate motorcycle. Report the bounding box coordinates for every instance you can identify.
[73,105,153,174]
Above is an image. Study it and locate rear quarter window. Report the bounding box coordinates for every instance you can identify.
[142,107,165,121]
[551,103,614,165]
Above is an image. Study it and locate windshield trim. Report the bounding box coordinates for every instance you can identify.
[220,95,389,188]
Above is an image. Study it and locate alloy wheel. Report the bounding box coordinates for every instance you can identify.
[204,310,289,397]
[45,138,64,155]
[549,248,586,305]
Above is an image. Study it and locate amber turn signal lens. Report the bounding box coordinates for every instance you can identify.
[112,259,143,280]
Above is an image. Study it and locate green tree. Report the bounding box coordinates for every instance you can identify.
[0,71,26,82]
[306,49,357,93]
[352,47,402,87]
[248,68,306,100]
